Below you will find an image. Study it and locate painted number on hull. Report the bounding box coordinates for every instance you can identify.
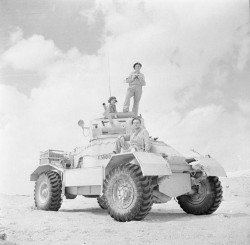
[98,154,112,160]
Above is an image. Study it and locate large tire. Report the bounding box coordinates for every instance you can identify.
[34,171,62,211]
[97,195,108,209]
[103,163,153,222]
[177,176,223,215]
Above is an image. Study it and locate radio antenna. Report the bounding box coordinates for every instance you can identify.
[107,54,112,97]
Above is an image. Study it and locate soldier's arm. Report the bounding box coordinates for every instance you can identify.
[102,103,115,127]
[106,104,112,113]
[143,130,151,152]
[125,72,135,83]
[119,134,130,141]
[139,73,146,86]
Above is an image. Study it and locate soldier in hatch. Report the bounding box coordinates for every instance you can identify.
[113,117,151,153]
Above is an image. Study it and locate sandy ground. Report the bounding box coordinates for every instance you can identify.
[1,173,250,245]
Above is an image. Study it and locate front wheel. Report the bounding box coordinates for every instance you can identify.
[103,163,153,222]
[97,195,108,209]
[34,171,62,211]
[177,176,223,215]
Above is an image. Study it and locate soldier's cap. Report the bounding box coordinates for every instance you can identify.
[133,62,142,69]
[108,96,118,103]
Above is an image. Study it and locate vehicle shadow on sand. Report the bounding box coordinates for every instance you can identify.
[60,208,196,222]
[60,207,108,216]
[58,208,250,222]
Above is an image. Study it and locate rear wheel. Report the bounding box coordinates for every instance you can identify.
[103,163,153,222]
[177,176,223,215]
[34,171,62,211]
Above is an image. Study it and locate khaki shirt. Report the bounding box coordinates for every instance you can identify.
[122,128,151,152]
[126,72,146,87]
[107,104,117,113]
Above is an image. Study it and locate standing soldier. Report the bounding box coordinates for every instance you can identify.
[123,62,146,116]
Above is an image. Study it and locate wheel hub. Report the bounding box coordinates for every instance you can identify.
[113,180,134,209]
[189,183,207,203]
[39,181,49,203]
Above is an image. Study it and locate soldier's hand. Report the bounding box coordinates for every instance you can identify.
[132,74,139,80]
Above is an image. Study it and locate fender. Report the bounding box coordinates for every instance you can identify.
[105,152,172,177]
[30,164,64,181]
[191,156,227,177]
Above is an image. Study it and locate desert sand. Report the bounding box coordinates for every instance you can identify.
[1,171,250,245]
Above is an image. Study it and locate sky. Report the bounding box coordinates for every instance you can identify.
[0,0,249,194]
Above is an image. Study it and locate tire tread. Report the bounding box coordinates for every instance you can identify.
[177,176,223,215]
[103,163,153,222]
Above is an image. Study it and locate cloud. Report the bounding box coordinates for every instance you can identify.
[236,99,250,114]
[98,0,249,114]
[0,33,110,194]
[236,23,250,71]
[2,33,63,71]
[0,0,250,194]
[144,104,250,172]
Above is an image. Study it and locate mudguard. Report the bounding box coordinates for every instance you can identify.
[192,156,227,177]
[30,164,64,181]
[105,152,172,176]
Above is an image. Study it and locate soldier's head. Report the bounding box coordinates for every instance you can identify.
[133,62,142,72]
[108,96,117,105]
[132,117,141,129]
